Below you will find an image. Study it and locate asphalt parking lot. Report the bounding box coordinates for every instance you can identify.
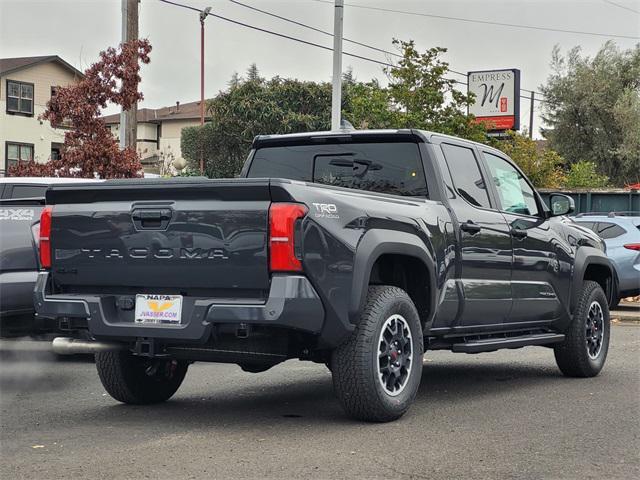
[1,325,639,480]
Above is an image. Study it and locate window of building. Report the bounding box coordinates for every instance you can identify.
[6,80,34,115]
[441,143,491,209]
[51,142,63,160]
[483,151,540,216]
[5,142,34,172]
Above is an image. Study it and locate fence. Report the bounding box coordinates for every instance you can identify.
[538,189,640,216]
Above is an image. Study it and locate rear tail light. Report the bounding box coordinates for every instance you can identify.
[39,206,53,269]
[624,243,640,251]
[269,203,308,272]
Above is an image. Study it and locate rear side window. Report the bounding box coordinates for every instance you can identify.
[441,144,490,208]
[248,145,314,181]
[596,222,626,239]
[9,185,47,199]
[248,142,428,197]
[575,221,596,232]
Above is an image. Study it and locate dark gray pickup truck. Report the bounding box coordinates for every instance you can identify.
[35,130,616,422]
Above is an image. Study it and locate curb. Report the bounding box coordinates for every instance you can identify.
[612,318,640,325]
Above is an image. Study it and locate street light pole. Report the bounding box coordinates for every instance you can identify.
[529,92,535,139]
[331,0,344,131]
[199,7,211,175]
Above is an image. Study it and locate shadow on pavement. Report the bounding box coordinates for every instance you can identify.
[64,360,564,429]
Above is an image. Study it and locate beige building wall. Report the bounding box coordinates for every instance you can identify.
[158,119,199,162]
[0,61,80,175]
[109,122,158,160]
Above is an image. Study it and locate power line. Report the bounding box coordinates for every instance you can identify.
[158,0,200,12]
[228,0,401,59]
[158,0,553,101]
[309,0,640,40]
[230,0,546,98]
[158,0,469,86]
[602,0,640,14]
[230,0,470,79]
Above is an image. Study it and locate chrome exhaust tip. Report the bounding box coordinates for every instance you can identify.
[52,337,125,355]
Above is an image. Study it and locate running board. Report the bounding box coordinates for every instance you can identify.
[451,333,565,353]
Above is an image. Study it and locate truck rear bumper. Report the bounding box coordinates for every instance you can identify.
[34,272,325,342]
[1,270,38,317]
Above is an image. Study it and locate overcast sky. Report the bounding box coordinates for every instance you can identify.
[1,0,639,138]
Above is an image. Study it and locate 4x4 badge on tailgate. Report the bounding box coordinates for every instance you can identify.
[0,208,34,221]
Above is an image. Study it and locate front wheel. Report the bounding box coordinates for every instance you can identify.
[554,281,610,377]
[331,286,423,422]
[96,350,188,404]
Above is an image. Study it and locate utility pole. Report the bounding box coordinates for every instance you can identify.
[199,7,211,175]
[120,0,139,150]
[331,0,344,131]
[529,92,535,139]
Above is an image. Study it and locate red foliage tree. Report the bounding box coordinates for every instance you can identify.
[9,39,152,178]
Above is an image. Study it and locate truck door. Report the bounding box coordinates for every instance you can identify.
[439,141,513,328]
[480,150,569,324]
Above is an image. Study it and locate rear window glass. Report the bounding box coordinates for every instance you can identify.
[9,185,47,199]
[247,142,428,197]
[596,222,626,239]
[575,221,596,232]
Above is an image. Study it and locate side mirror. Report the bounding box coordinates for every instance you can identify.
[548,193,575,216]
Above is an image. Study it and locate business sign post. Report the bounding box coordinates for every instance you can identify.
[468,69,520,132]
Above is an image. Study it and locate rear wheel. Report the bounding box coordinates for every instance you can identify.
[95,350,188,404]
[331,285,423,422]
[554,281,610,377]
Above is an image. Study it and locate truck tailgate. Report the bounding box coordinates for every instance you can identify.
[47,179,271,294]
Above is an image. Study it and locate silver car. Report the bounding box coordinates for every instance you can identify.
[574,213,640,305]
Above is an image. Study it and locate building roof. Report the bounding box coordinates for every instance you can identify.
[0,55,83,78]
[101,100,208,124]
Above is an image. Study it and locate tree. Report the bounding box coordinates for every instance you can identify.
[183,42,488,178]
[492,132,566,188]
[540,41,640,186]
[564,161,610,189]
[182,73,333,177]
[9,39,151,178]
[383,40,487,142]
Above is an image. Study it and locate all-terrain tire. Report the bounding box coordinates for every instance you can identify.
[331,285,423,422]
[554,280,610,377]
[95,350,188,404]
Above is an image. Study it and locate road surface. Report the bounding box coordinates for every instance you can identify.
[1,325,638,479]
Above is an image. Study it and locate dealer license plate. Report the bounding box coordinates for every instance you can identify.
[134,294,183,325]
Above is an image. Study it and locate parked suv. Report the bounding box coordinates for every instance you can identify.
[573,213,640,305]
[34,130,616,422]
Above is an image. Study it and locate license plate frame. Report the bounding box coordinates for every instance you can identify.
[134,294,183,325]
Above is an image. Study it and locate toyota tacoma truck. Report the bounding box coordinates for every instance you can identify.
[34,130,616,422]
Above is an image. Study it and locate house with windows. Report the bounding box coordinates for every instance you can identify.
[101,100,207,174]
[0,55,83,176]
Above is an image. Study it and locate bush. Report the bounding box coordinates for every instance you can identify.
[564,161,610,189]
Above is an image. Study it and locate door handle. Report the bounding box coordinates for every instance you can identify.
[460,221,481,234]
[131,208,172,230]
[510,227,528,239]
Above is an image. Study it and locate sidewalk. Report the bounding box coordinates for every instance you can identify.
[611,301,640,324]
